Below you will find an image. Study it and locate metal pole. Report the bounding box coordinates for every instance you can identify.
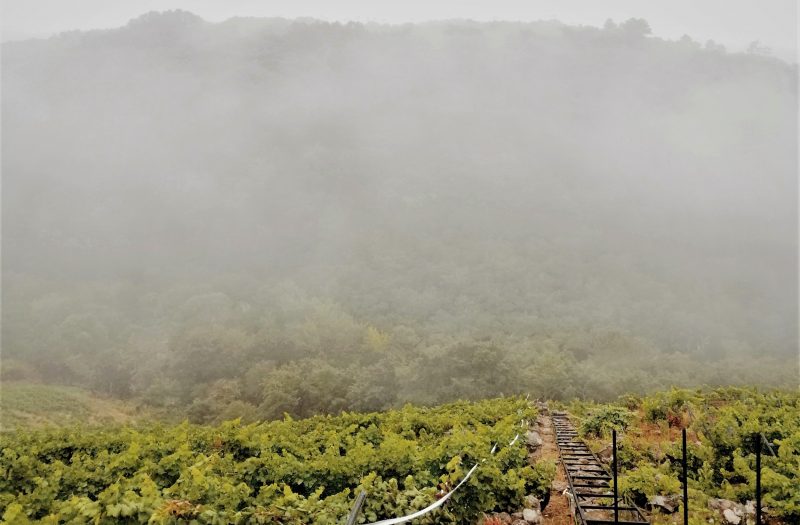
[756,436,761,525]
[682,428,688,525]
[613,429,619,524]
[346,490,367,525]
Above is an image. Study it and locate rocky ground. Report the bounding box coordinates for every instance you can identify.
[481,403,574,525]
[533,411,574,525]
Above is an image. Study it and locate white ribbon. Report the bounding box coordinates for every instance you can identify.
[360,418,527,525]
[364,463,479,525]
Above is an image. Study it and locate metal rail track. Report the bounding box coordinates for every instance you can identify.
[552,411,649,525]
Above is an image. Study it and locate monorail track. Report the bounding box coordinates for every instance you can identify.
[552,412,649,525]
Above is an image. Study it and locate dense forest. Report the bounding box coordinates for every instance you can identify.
[2,12,797,424]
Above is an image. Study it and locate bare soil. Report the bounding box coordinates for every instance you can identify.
[534,412,575,525]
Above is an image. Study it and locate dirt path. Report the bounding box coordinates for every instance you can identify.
[533,412,574,525]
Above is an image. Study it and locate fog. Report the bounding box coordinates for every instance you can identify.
[1,12,797,419]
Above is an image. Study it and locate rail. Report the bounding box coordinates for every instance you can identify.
[552,411,649,525]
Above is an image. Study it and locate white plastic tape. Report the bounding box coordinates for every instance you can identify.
[360,418,525,525]
[363,463,479,525]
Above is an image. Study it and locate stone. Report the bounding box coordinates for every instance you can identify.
[647,495,680,514]
[511,521,528,525]
[522,508,543,524]
[524,495,541,511]
[708,499,737,512]
[596,445,613,463]
[525,431,543,448]
[496,512,512,524]
[722,509,741,525]
[551,480,568,492]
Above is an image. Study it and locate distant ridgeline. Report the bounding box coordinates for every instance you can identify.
[2,12,797,419]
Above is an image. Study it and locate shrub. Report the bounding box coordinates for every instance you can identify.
[579,406,633,438]
[641,388,701,426]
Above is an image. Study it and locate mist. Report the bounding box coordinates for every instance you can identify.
[2,11,797,421]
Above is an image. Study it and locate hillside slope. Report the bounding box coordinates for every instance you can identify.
[1,389,796,524]
[0,382,138,430]
[2,12,797,416]
[0,397,552,523]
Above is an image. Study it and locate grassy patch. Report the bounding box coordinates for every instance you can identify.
[0,382,137,430]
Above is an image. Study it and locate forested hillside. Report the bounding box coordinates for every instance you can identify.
[2,12,797,422]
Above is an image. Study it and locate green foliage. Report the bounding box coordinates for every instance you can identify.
[579,406,633,438]
[4,271,798,423]
[641,388,702,424]
[619,463,682,507]
[526,460,557,500]
[0,397,553,523]
[695,390,800,519]
[607,388,800,522]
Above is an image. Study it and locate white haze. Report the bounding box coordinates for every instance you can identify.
[1,11,798,403]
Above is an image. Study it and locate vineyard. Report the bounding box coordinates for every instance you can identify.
[0,397,554,524]
[2,389,799,524]
[566,388,800,524]
[2,7,798,525]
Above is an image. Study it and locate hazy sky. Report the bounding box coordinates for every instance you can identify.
[2,0,797,61]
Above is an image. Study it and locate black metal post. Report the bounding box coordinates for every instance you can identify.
[682,428,688,525]
[756,436,761,525]
[613,428,619,524]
